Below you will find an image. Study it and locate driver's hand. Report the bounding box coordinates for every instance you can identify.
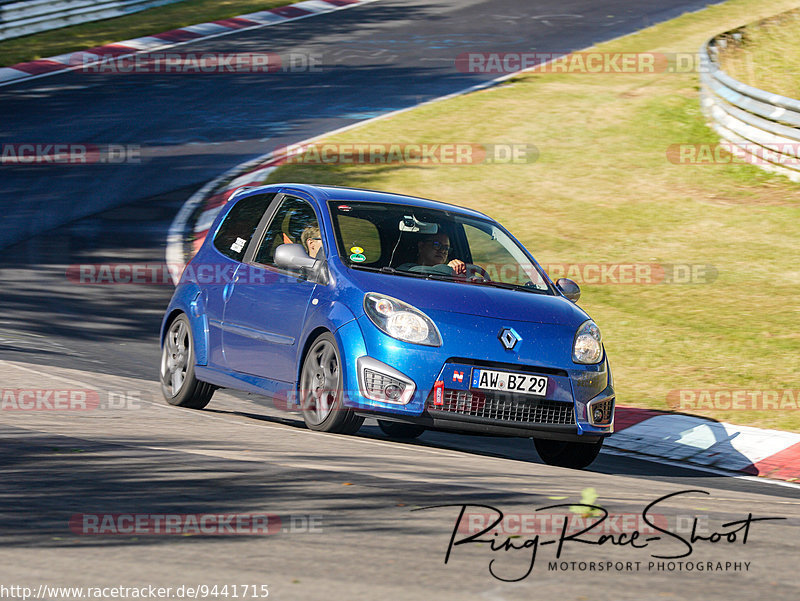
[448,259,466,275]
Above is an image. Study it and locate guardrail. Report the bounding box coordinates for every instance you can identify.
[699,29,800,182]
[0,0,186,41]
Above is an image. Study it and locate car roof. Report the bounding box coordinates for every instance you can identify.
[249,183,493,221]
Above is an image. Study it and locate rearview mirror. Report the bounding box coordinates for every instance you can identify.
[556,278,581,303]
[399,215,438,234]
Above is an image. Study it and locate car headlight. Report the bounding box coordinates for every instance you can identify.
[573,320,603,364]
[363,293,442,346]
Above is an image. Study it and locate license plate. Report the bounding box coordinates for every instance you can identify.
[471,369,548,396]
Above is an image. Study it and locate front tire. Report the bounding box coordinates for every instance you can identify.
[534,438,604,469]
[160,314,215,409]
[300,333,363,434]
[378,420,425,440]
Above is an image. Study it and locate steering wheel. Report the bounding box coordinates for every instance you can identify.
[464,263,491,281]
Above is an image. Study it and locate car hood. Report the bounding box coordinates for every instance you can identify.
[343,268,590,327]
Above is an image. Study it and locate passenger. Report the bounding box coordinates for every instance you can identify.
[400,232,466,275]
[301,225,323,259]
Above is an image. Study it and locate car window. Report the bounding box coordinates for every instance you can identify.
[254,196,321,266]
[213,193,276,261]
[336,215,381,265]
[328,201,550,293]
[463,223,545,287]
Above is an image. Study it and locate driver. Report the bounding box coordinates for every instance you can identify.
[400,232,466,275]
[301,225,323,259]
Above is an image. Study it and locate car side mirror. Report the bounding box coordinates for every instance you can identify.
[556,278,581,303]
[275,243,318,270]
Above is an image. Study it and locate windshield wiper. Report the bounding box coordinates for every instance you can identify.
[379,265,458,282]
[353,264,546,292]
[350,264,431,280]
[467,279,547,294]
[423,272,462,282]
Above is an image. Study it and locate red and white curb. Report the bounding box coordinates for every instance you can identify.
[0,0,378,88]
[610,407,800,482]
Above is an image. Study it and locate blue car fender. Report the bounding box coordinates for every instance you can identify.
[333,319,368,409]
[294,297,363,377]
[161,284,210,366]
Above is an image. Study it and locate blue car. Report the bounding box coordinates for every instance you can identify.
[160,183,614,468]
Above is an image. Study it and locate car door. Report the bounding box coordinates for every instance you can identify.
[221,194,322,383]
[202,192,277,368]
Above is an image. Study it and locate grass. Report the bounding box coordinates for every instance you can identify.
[0,0,292,67]
[260,0,800,431]
[718,8,800,99]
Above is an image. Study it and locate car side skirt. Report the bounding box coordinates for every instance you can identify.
[195,365,292,399]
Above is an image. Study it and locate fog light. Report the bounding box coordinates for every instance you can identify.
[359,361,414,404]
[384,384,402,400]
[588,398,614,426]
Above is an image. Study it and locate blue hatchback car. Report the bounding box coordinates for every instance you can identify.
[160,183,614,468]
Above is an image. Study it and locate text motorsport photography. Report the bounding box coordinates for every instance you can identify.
[416,490,783,581]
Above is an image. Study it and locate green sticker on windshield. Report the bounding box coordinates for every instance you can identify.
[350,253,366,263]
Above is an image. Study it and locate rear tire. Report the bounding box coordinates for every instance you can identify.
[378,420,425,440]
[300,333,363,434]
[160,314,215,409]
[534,438,604,469]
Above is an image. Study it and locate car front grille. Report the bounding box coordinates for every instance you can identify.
[427,389,575,425]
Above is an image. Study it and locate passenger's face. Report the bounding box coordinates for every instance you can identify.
[418,234,450,266]
[306,237,322,258]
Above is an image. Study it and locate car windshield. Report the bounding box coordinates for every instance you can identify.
[328,200,551,293]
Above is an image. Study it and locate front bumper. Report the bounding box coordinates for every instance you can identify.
[347,353,614,442]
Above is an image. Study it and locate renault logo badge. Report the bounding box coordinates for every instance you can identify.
[498,328,521,350]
